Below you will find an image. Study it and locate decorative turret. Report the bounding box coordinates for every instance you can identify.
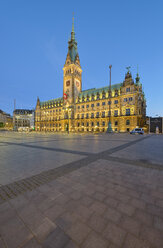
[123,66,134,86]
[135,66,140,85]
[36,97,40,106]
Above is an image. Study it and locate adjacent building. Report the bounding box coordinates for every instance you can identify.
[35,20,146,133]
[13,109,35,131]
[0,109,13,129]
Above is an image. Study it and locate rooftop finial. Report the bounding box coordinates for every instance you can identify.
[72,12,74,32]
[136,65,140,85]
[126,66,131,73]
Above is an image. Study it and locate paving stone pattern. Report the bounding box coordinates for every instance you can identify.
[0,133,163,247]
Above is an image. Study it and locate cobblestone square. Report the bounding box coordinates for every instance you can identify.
[0,132,163,248]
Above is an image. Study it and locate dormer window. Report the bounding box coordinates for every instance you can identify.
[92,94,95,100]
[115,90,118,97]
[102,92,106,99]
[97,93,100,100]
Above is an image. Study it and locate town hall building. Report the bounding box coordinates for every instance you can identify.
[35,19,146,133]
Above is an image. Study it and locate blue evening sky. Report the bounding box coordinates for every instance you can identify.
[0,0,163,116]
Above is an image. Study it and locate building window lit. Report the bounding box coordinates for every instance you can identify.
[126,109,130,116]
[114,110,118,116]
[96,112,99,118]
[126,120,130,125]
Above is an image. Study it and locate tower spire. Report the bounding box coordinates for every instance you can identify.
[71,13,75,40]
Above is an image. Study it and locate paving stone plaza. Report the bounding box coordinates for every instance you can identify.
[0,132,163,248]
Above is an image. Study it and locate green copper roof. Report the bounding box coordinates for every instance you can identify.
[40,97,63,106]
[79,83,123,97]
[67,18,78,63]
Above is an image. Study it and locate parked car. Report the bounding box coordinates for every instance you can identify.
[130,128,144,135]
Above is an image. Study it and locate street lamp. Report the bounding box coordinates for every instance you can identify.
[107,65,113,133]
[65,107,72,134]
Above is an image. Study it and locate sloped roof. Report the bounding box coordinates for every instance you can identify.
[79,83,123,97]
[40,97,63,106]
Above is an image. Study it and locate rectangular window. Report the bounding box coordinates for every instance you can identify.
[91,122,94,126]
[126,120,130,125]
[78,106,80,109]
[126,87,130,92]
[102,102,105,106]
[96,102,100,106]
[115,121,118,126]
[82,114,84,119]
[86,105,89,108]
[91,113,94,118]
[114,110,118,116]
[108,111,111,116]
[97,122,99,126]
[86,113,89,118]
[96,112,99,117]
[91,104,94,107]
[114,100,118,104]
[102,121,105,126]
[82,105,84,108]
[129,97,133,101]
[108,101,111,105]
[126,109,130,116]
[87,122,89,127]
[124,98,127,102]
[102,112,105,117]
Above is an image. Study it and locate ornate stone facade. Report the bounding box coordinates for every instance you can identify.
[35,21,146,133]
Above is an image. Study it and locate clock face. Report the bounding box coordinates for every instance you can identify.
[66,81,70,87]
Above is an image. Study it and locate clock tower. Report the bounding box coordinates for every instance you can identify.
[63,17,82,107]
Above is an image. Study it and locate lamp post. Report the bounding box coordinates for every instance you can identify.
[65,107,71,134]
[107,65,113,133]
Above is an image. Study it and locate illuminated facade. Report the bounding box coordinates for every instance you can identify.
[35,20,146,133]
